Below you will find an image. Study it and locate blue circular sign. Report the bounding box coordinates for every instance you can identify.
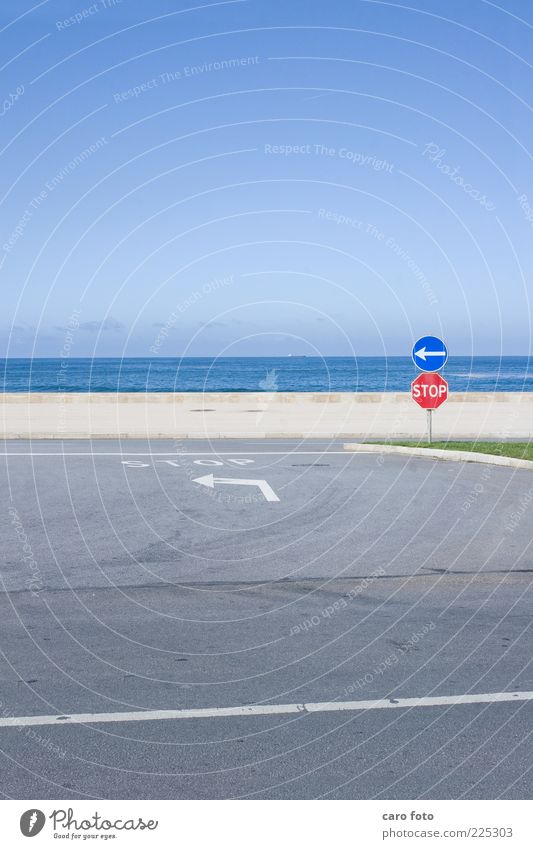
[412,335,448,372]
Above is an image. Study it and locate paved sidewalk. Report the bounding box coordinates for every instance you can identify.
[1,391,532,439]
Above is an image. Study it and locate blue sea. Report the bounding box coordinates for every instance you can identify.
[1,357,532,392]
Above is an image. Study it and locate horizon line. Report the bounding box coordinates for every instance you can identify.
[0,354,532,361]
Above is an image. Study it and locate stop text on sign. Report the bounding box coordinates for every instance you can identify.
[413,383,446,400]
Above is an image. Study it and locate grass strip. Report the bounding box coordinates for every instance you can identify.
[389,441,533,461]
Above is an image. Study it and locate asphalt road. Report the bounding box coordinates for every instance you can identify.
[0,439,531,799]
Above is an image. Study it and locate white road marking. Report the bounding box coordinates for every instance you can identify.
[193,473,280,502]
[0,691,530,729]
[122,458,257,469]
[0,451,366,457]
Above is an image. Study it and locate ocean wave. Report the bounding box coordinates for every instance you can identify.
[448,372,533,379]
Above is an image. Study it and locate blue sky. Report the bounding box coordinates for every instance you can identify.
[1,0,532,357]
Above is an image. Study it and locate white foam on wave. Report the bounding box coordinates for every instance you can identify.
[448,372,533,379]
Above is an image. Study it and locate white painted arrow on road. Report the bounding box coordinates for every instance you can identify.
[193,474,280,502]
[414,346,447,361]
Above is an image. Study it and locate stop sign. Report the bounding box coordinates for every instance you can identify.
[411,373,448,409]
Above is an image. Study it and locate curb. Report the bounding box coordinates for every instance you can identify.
[3,432,533,441]
[343,443,533,470]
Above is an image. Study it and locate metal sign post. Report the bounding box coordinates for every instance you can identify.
[427,409,432,444]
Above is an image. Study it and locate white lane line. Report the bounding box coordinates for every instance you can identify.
[0,691,530,729]
[0,451,367,457]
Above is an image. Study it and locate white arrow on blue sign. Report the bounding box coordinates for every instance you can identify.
[412,335,448,372]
